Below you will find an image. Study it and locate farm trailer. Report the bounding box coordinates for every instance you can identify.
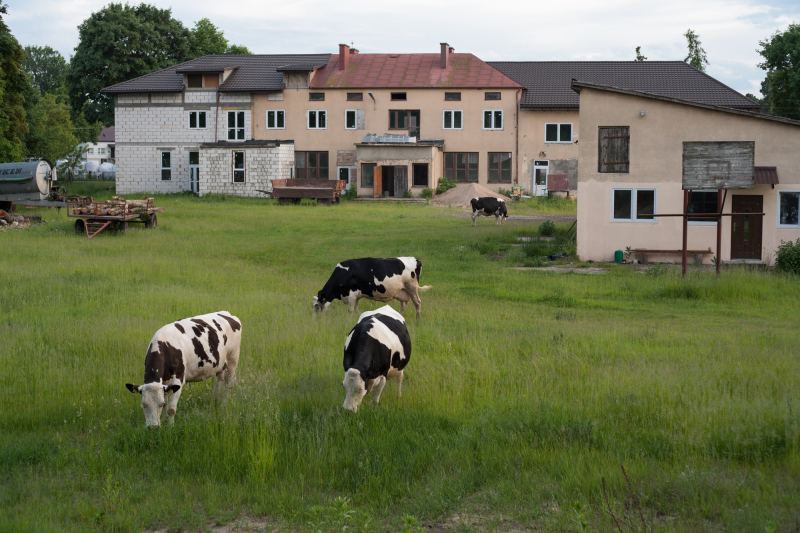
[68,198,164,239]
[269,179,347,206]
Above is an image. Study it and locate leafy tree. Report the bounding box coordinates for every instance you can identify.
[635,46,647,61]
[68,3,193,126]
[0,3,28,162]
[225,44,251,55]
[23,45,67,94]
[746,79,772,114]
[56,143,89,181]
[684,29,709,71]
[758,24,800,120]
[23,89,79,163]
[70,103,104,144]
[189,18,251,57]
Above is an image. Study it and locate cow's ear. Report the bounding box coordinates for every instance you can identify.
[164,384,181,394]
[125,383,141,394]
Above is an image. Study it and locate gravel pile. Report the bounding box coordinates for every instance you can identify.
[432,183,510,208]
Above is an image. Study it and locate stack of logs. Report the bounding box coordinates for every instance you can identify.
[70,197,154,217]
[113,197,154,216]
[0,209,31,227]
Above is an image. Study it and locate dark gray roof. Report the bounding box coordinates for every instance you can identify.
[101,54,330,94]
[488,61,760,110]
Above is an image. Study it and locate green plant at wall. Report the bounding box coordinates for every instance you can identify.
[539,220,556,236]
[775,238,800,274]
[341,187,357,201]
[435,177,456,195]
[420,188,433,200]
[403,189,412,198]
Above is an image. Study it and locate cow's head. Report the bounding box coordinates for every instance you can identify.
[125,382,181,428]
[342,368,367,412]
[312,294,331,312]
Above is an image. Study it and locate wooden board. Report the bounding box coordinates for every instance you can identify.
[272,188,337,200]
[682,141,754,190]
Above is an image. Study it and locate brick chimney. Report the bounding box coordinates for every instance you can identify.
[440,42,450,69]
[350,48,358,55]
[339,44,350,70]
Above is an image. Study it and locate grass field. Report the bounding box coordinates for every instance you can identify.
[2,183,799,532]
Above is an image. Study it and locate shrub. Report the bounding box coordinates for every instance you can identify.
[341,187,357,201]
[403,189,412,198]
[420,188,434,200]
[775,238,800,274]
[435,177,456,195]
[539,220,556,236]
[497,187,512,197]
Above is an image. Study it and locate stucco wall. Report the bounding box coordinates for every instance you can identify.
[576,87,800,264]
[517,109,580,194]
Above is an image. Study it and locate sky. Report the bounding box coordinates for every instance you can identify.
[6,0,800,97]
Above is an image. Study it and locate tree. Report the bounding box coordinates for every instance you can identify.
[758,24,800,120]
[189,18,251,57]
[0,3,28,162]
[68,3,193,126]
[23,45,67,95]
[23,89,79,163]
[225,44,251,55]
[746,78,772,115]
[635,46,647,61]
[684,29,709,71]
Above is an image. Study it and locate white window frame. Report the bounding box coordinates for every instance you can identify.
[545,122,573,143]
[482,110,503,130]
[777,190,800,228]
[442,110,463,130]
[160,151,171,181]
[307,110,327,130]
[610,187,657,223]
[98,148,106,154]
[88,148,94,154]
[227,111,245,141]
[688,189,719,226]
[344,109,357,130]
[232,151,245,183]
[266,109,285,130]
[188,110,207,130]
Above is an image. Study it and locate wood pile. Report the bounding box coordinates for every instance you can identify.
[1,210,32,227]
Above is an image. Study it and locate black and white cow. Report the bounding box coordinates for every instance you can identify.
[342,305,411,412]
[471,197,508,226]
[125,311,242,428]
[313,257,431,318]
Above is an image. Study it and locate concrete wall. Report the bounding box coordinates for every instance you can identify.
[518,109,580,194]
[199,144,293,197]
[576,87,800,264]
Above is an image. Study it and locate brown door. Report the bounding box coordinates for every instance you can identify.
[394,165,407,198]
[373,166,382,198]
[731,195,763,260]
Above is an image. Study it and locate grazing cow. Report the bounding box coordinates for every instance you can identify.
[342,305,411,412]
[313,257,431,318]
[471,197,508,226]
[125,311,242,428]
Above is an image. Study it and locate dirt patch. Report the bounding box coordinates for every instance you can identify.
[432,183,510,208]
[510,266,606,274]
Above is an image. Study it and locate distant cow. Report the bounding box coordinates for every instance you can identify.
[342,305,411,412]
[313,257,431,318]
[471,197,508,226]
[125,311,242,428]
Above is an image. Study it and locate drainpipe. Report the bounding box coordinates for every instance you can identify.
[214,89,221,142]
[515,88,521,185]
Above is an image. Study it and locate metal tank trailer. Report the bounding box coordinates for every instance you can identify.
[0,160,66,211]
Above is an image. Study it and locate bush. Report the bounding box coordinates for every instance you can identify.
[403,189,412,198]
[341,187,357,201]
[539,220,556,236]
[775,238,800,274]
[497,188,512,197]
[435,177,457,195]
[420,188,434,200]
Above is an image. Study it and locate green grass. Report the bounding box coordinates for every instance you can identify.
[2,183,799,532]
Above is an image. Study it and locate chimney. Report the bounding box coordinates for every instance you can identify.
[449,46,454,55]
[440,42,449,69]
[350,48,358,55]
[339,44,350,70]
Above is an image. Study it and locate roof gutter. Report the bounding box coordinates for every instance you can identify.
[515,88,520,186]
[214,89,221,143]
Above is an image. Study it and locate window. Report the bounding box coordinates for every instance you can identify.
[232,151,245,183]
[391,92,407,101]
[161,151,171,181]
[361,163,376,187]
[545,123,572,143]
[266,110,285,129]
[347,93,363,101]
[778,191,800,227]
[295,151,328,179]
[88,148,94,154]
[389,110,420,130]
[483,110,503,130]
[413,163,428,187]
[611,188,656,222]
[445,92,461,101]
[442,110,462,130]
[345,110,357,129]
[598,126,629,173]
[227,111,245,141]
[189,111,207,129]
[488,152,512,183]
[688,190,719,223]
[485,92,501,100]
[309,93,325,101]
[98,148,106,154]
[187,74,202,88]
[307,110,327,129]
[444,152,478,183]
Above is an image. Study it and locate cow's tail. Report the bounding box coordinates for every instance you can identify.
[418,285,432,291]
[414,259,431,291]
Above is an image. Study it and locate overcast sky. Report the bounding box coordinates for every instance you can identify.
[6,0,799,96]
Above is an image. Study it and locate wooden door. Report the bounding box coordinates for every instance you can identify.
[394,166,408,197]
[731,195,763,260]
[373,166,382,198]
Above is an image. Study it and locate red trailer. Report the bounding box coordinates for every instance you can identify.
[270,179,347,206]
[68,197,164,239]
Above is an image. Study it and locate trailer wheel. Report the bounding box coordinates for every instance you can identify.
[74,219,85,235]
[116,221,128,233]
[145,213,158,228]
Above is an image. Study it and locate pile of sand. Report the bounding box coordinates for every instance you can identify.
[432,183,510,208]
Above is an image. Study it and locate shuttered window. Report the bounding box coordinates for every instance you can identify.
[598,126,630,173]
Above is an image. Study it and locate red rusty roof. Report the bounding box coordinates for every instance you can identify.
[311,53,522,89]
[754,166,779,185]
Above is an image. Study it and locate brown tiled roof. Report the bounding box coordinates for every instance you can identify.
[489,61,760,110]
[101,54,330,94]
[311,53,522,89]
[754,167,779,185]
[97,126,114,142]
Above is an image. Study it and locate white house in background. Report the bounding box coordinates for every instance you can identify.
[82,126,115,164]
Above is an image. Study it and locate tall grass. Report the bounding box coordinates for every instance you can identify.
[1,186,798,532]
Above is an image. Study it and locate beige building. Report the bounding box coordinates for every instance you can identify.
[573,81,800,265]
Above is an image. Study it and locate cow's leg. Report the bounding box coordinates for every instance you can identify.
[472,212,477,226]
[347,292,359,313]
[166,386,183,424]
[396,370,404,398]
[371,376,387,404]
[405,283,422,318]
